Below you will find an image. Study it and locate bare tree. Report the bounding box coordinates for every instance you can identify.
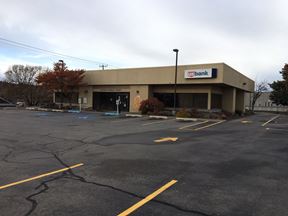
[4,65,51,106]
[251,81,269,112]
[5,65,42,85]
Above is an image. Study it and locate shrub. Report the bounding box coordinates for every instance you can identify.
[176,108,192,118]
[190,108,202,118]
[41,103,59,109]
[208,112,228,119]
[84,107,93,111]
[139,97,164,115]
[223,111,233,118]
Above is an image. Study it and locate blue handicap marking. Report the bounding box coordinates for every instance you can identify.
[35,112,49,117]
[78,116,88,119]
[104,112,120,116]
[68,110,80,113]
[78,114,97,120]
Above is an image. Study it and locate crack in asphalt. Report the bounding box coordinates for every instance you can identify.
[66,175,218,216]
[3,149,13,163]
[2,144,26,164]
[56,154,217,216]
[3,132,214,216]
[23,152,217,216]
[24,173,66,216]
[35,134,103,155]
[44,134,92,145]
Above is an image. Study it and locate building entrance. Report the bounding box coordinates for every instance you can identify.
[93,92,130,112]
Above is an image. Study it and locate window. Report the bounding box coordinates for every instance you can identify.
[211,94,222,109]
[153,93,174,107]
[153,93,208,109]
[177,93,208,109]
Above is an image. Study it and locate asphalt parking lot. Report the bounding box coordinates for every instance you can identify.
[0,109,288,216]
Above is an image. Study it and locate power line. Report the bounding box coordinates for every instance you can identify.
[0,37,102,64]
[0,36,119,69]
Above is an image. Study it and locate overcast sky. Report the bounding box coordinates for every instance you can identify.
[0,0,287,82]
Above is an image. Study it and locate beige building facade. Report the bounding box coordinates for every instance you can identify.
[78,63,254,113]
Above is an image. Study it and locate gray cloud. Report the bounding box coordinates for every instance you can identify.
[0,0,287,82]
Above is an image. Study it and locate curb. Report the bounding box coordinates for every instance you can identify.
[26,107,69,113]
[125,114,143,118]
[104,112,120,116]
[149,115,168,120]
[176,117,197,122]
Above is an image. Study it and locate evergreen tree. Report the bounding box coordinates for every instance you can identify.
[269,64,288,105]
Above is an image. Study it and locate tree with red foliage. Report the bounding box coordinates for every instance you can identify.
[36,60,86,108]
[139,97,164,114]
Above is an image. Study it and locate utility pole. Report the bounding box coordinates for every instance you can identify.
[99,64,108,70]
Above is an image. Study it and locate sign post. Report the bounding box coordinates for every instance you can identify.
[78,98,82,112]
[116,98,120,115]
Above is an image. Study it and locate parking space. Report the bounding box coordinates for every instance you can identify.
[1,109,288,216]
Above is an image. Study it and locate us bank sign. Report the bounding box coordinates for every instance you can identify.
[184,68,217,79]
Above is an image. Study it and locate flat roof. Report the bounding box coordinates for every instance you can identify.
[84,62,254,92]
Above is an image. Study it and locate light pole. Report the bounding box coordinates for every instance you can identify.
[58,60,64,109]
[173,49,179,115]
[59,59,64,70]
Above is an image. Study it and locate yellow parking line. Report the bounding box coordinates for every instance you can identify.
[194,120,226,131]
[117,179,177,216]
[178,120,208,130]
[0,163,84,190]
[142,119,174,126]
[262,115,280,127]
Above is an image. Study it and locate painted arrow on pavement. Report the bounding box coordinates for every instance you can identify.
[154,137,178,143]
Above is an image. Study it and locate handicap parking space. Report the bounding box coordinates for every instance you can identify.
[29,110,123,123]
[26,110,227,133]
